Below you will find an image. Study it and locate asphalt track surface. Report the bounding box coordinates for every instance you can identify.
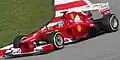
[5,0,120,60]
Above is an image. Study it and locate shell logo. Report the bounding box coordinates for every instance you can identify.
[55,30,59,31]
[77,25,82,32]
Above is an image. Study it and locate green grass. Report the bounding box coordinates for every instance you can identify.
[0,0,54,47]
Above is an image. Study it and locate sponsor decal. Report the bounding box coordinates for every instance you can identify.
[55,30,59,31]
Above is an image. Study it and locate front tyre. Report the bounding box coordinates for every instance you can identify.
[46,32,64,49]
[13,35,26,48]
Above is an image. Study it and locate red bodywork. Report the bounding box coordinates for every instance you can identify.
[19,11,97,53]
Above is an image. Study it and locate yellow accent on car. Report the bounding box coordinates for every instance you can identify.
[77,25,81,32]
[55,30,59,31]
[70,14,74,20]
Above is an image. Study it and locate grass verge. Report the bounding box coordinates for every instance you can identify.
[0,0,53,47]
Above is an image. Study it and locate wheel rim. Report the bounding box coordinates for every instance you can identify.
[111,17,119,29]
[55,35,63,46]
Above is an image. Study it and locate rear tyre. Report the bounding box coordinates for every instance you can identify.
[46,32,64,49]
[13,35,26,48]
[101,14,119,32]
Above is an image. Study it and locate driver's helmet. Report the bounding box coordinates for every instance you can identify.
[58,20,64,27]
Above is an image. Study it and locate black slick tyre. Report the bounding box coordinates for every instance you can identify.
[13,35,26,48]
[102,14,119,32]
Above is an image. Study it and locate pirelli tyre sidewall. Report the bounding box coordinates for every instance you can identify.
[46,32,64,49]
[102,14,119,32]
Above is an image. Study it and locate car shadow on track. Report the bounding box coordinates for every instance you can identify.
[65,30,106,45]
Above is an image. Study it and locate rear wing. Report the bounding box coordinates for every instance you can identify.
[82,2,110,15]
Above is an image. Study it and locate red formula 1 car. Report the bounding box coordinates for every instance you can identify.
[0,1,119,58]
